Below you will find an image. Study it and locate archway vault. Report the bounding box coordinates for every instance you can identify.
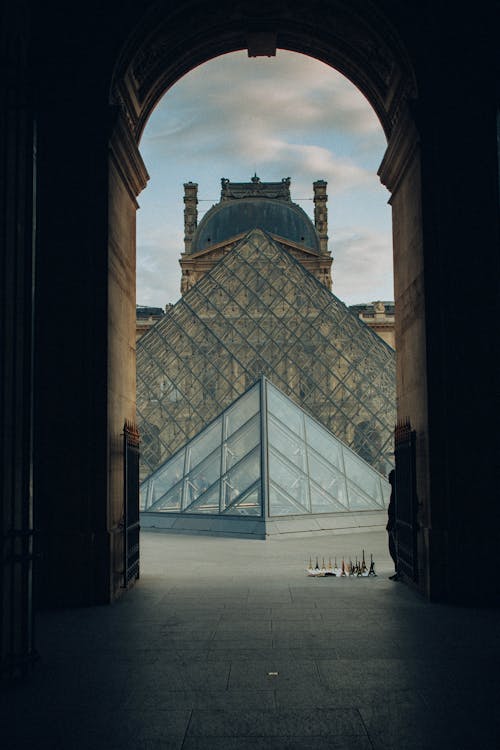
[106,0,431,599]
[110,0,417,142]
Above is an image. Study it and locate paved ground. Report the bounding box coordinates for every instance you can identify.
[3,528,500,749]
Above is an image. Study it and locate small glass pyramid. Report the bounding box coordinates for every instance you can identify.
[140,378,390,521]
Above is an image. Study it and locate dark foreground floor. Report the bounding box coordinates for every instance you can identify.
[2,529,500,749]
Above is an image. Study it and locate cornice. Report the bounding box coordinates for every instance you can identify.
[378,104,420,197]
[108,107,149,205]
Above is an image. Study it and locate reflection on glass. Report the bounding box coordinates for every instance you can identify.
[310,484,348,514]
[307,452,348,505]
[269,482,309,515]
[343,452,382,502]
[184,449,221,508]
[267,384,304,437]
[150,450,185,504]
[223,448,260,510]
[305,416,343,469]
[225,387,260,436]
[224,415,260,472]
[268,415,307,473]
[268,448,310,509]
[185,483,220,514]
[186,418,222,472]
[224,485,261,516]
[346,481,380,510]
[149,481,183,512]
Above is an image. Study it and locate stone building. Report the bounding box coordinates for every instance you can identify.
[180,176,333,294]
[136,178,396,488]
[135,305,166,340]
[349,301,396,348]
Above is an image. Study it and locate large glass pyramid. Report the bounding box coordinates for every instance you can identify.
[137,229,396,482]
[140,378,390,523]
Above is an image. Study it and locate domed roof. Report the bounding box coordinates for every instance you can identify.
[191,198,320,254]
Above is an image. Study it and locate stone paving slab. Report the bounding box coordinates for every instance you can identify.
[2,528,500,749]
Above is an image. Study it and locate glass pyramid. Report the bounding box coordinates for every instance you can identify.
[140,378,390,518]
[137,228,396,481]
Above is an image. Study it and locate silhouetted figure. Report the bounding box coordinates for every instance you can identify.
[387,469,399,580]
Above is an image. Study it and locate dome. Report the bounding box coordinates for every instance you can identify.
[191,198,320,254]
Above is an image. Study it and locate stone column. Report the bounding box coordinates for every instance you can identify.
[183,182,198,254]
[0,0,36,677]
[379,106,431,599]
[34,103,148,607]
[108,110,149,598]
[313,180,328,254]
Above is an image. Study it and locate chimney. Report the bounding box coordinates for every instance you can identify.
[183,182,198,253]
[313,180,328,254]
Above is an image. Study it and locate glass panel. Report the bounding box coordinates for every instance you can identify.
[184,449,221,508]
[310,484,349,514]
[268,415,307,473]
[223,414,260,472]
[186,418,222,472]
[305,416,343,469]
[269,482,309,516]
[268,448,310,510]
[346,481,383,510]
[267,383,304,437]
[150,450,185,503]
[222,448,260,510]
[184,483,220,514]
[224,484,262,516]
[343,450,382,502]
[148,480,183,512]
[224,383,260,437]
[307,451,348,506]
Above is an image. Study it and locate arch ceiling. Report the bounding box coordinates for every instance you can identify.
[111,0,417,142]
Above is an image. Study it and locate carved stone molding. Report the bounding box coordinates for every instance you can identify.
[378,104,420,198]
[108,107,149,204]
[110,0,417,142]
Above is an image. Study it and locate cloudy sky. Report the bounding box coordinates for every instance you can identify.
[137,50,393,308]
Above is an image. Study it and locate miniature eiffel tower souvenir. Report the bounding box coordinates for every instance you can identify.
[325,557,335,576]
[361,549,368,574]
[367,553,377,577]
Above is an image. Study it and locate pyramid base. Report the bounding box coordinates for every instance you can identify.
[140,510,386,539]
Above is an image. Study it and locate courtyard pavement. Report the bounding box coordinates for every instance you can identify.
[2,528,500,749]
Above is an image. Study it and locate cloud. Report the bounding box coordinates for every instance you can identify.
[137,50,393,307]
[142,51,385,159]
[331,228,394,305]
[136,225,183,305]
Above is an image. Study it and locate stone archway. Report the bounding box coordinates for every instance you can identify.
[108,2,430,594]
[18,0,498,617]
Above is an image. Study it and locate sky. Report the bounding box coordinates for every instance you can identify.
[136,50,394,308]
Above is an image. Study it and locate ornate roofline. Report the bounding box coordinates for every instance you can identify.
[220,175,291,202]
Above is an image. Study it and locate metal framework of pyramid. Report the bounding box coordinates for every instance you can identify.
[140,378,390,537]
[137,229,396,483]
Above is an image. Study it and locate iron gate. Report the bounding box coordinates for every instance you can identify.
[123,420,140,587]
[394,418,418,582]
